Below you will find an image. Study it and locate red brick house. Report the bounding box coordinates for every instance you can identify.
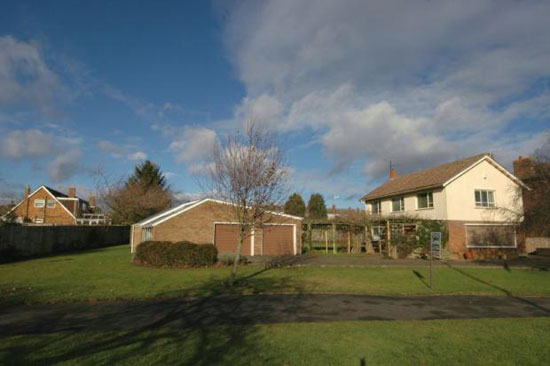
[3,185,96,225]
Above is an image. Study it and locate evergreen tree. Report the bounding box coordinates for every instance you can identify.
[127,160,167,189]
[307,193,328,219]
[284,193,306,217]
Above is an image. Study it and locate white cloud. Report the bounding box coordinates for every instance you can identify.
[0,36,62,116]
[168,126,217,165]
[47,150,82,182]
[221,0,550,180]
[127,151,147,161]
[0,129,56,159]
[97,140,147,161]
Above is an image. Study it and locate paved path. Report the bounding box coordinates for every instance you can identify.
[2,294,550,335]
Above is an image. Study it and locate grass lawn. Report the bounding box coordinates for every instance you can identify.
[1,245,550,304]
[1,317,549,365]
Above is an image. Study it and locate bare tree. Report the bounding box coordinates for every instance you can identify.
[524,134,550,235]
[92,166,172,225]
[202,122,289,284]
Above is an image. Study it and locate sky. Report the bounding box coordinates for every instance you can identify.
[0,0,549,207]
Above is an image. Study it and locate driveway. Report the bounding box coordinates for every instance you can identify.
[2,294,549,335]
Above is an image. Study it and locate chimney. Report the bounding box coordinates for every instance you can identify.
[89,195,96,208]
[513,156,535,180]
[24,184,30,198]
[389,168,397,180]
[68,186,76,198]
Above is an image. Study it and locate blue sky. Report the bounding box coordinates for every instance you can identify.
[1,0,549,207]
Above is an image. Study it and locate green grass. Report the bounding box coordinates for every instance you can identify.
[1,245,550,304]
[1,318,549,365]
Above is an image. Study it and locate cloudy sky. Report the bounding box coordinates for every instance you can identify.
[1,0,549,207]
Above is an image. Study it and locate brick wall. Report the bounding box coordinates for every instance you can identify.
[133,200,302,254]
[12,187,75,225]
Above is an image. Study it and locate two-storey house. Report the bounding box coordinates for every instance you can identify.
[361,153,527,259]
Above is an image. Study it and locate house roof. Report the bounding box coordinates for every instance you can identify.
[361,153,525,201]
[45,186,89,204]
[135,198,304,227]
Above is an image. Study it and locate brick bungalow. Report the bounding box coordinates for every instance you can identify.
[361,153,528,259]
[131,198,303,256]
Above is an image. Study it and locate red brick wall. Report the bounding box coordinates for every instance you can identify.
[133,200,302,255]
[12,187,75,225]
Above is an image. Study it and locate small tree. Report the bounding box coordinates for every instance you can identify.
[97,161,172,224]
[284,193,306,217]
[307,193,327,219]
[203,122,289,284]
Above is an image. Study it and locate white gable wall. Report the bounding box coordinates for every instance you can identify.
[444,159,522,222]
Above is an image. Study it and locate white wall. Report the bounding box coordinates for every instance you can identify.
[365,189,447,220]
[444,159,522,222]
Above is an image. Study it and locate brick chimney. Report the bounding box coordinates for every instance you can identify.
[68,186,76,198]
[389,168,397,180]
[24,184,31,198]
[89,195,96,208]
[513,156,535,180]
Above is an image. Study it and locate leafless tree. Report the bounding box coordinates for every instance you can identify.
[201,122,289,283]
[92,167,172,225]
[524,134,550,235]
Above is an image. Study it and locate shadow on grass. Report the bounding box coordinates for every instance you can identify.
[412,270,431,289]
[444,262,550,314]
[0,268,305,365]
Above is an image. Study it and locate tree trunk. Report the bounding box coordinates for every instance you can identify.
[230,225,246,285]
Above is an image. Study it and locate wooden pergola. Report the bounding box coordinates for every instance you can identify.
[302,218,375,254]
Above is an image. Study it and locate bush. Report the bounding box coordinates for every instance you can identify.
[217,253,248,266]
[135,241,217,268]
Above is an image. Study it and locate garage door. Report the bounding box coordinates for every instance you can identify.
[214,224,251,255]
[466,225,516,248]
[263,225,294,256]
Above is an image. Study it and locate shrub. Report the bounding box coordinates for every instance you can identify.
[135,241,217,268]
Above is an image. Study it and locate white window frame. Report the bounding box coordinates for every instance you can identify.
[34,218,44,224]
[475,189,496,208]
[142,227,153,242]
[391,197,405,212]
[47,201,56,209]
[417,192,434,209]
[371,200,381,214]
[34,199,45,208]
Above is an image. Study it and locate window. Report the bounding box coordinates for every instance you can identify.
[371,200,381,214]
[417,192,434,209]
[142,227,153,241]
[475,190,495,208]
[392,197,404,212]
[466,225,516,248]
[34,218,44,224]
[47,201,55,208]
[34,199,45,208]
[372,226,385,240]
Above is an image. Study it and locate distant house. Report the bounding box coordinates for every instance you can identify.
[361,153,527,259]
[3,185,105,225]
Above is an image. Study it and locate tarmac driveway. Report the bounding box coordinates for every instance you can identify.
[1,294,550,335]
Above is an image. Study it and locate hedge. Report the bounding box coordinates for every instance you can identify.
[135,241,217,268]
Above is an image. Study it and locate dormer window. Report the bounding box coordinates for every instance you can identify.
[417,192,434,209]
[392,197,405,212]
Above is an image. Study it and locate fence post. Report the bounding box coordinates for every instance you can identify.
[332,223,337,254]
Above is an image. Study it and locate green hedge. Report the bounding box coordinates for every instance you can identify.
[135,241,217,268]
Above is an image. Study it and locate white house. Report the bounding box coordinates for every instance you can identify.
[361,153,527,259]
